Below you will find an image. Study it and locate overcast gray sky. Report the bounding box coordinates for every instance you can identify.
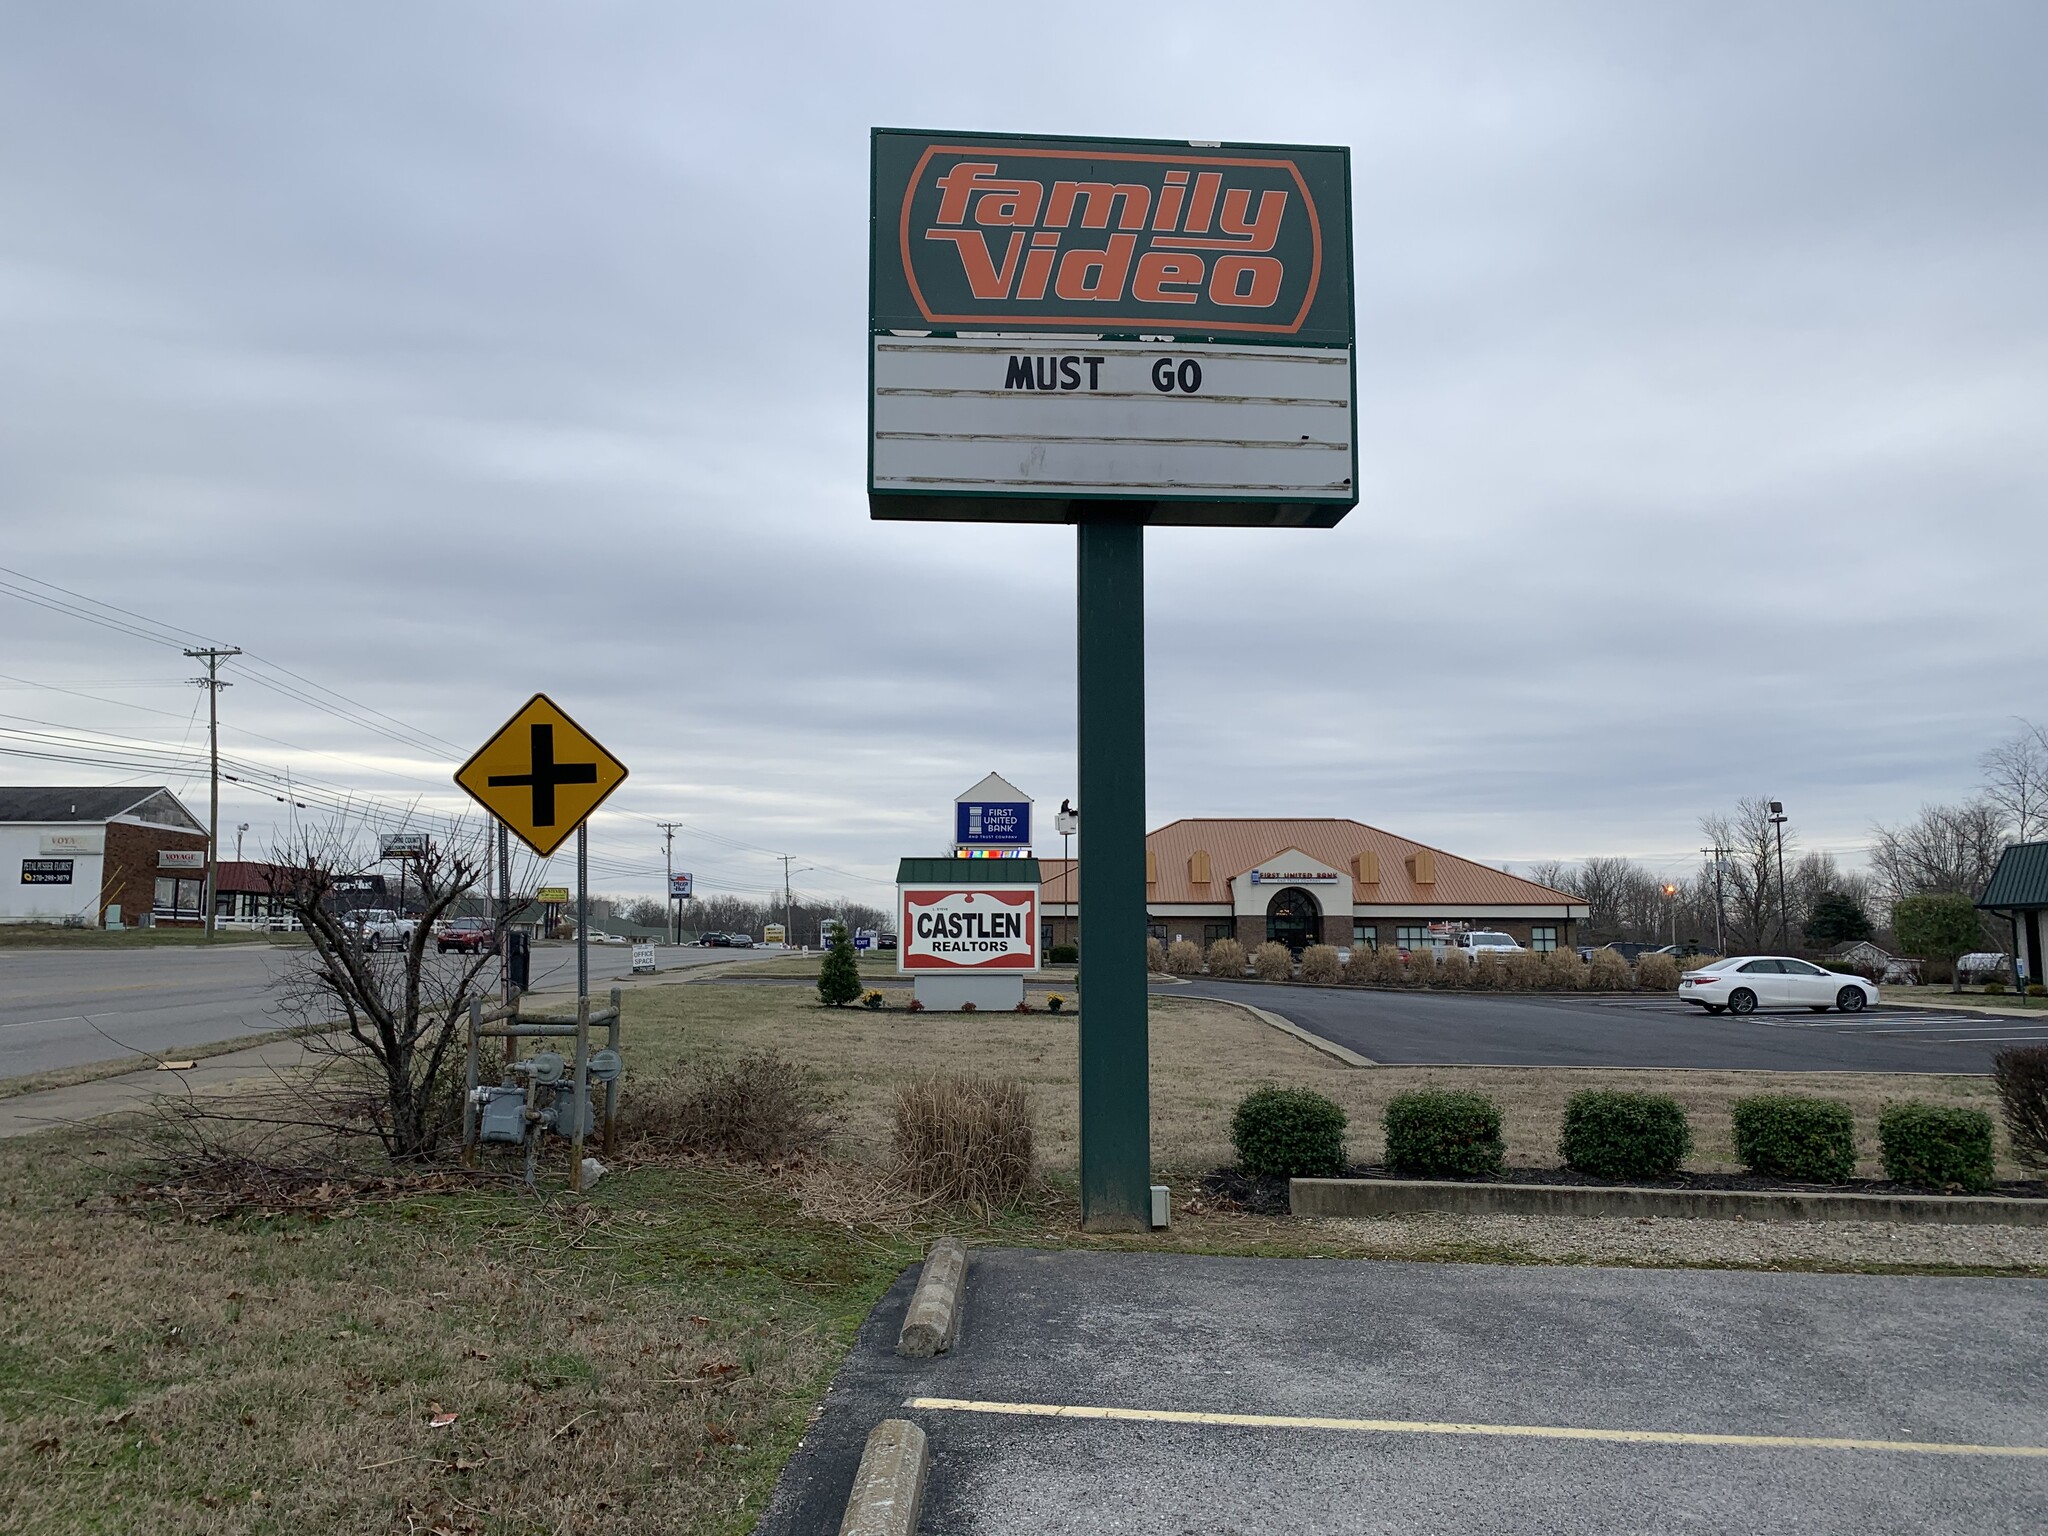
[1,2,2042,906]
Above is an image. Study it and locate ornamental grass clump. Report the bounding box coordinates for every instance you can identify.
[1405,948,1439,988]
[1586,947,1631,991]
[1504,950,1545,990]
[1230,1086,1347,1179]
[1730,1095,1856,1183]
[1637,952,1681,991]
[1205,937,1246,979]
[1165,938,1203,976]
[1471,951,1503,990]
[1146,936,1166,972]
[1253,941,1294,981]
[1543,947,1586,990]
[1878,1102,1995,1192]
[893,1072,1036,1208]
[1437,948,1470,987]
[1383,1091,1504,1178]
[1299,944,1341,983]
[1559,1090,1692,1180]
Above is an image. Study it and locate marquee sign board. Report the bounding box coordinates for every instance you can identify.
[955,797,1030,848]
[870,128,1356,528]
[669,872,694,899]
[898,884,1040,972]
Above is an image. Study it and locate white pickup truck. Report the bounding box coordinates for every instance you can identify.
[348,908,417,951]
[1454,930,1526,958]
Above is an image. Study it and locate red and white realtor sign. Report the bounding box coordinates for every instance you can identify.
[899,885,1039,971]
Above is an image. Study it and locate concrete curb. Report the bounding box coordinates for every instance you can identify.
[836,1418,928,1536]
[896,1237,966,1357]
[1201,996,1375,1067]
[1290,1177,2048,1226]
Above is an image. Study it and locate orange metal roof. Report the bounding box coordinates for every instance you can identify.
[1038,818,1580,907]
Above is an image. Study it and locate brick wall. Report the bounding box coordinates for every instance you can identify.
[100,820,209,926]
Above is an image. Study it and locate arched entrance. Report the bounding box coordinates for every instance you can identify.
[1265,887,1322,955]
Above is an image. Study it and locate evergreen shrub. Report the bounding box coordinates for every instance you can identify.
[1878,1102,1995,1191]
[1047,943,1079,965]
[1559,1091,1692,1180]
[1230,1086,1347,1178]
[1729,1095,1855,1182]
[1383,1091,1504,1178]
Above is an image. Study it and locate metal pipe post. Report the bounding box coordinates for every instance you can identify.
[1075,511,1151,1231]
[576,822,589,1002]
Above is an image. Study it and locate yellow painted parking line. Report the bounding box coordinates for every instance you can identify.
[905,1397,2048,1459]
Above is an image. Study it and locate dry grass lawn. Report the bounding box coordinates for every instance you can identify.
[626,983,2021,1179]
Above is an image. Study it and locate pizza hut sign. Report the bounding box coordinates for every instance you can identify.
[900,886,1039,971]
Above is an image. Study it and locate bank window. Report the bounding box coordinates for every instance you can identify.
[1147,922,1169,945]
[1530,927,1558,952]
[1353,924,1377,951]
[1395,925,1430,953]
[1203,922,1233,947]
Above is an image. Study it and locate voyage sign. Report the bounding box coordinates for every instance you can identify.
[899,885,1040,972]
[869,129,1356,529]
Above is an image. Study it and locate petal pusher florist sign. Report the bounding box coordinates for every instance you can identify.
[899,885,1040,971]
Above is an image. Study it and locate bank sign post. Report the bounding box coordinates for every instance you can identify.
[871,129,1355,1230]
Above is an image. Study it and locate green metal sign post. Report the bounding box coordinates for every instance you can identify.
[1075,510,1152,1228]
[869,128,1355,1231]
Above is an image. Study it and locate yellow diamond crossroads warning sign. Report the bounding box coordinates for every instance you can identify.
[454,694,628,857]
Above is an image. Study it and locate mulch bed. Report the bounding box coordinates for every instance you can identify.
[1201,1166,2048,1217]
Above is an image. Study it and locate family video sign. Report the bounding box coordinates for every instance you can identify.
[899,884,1040,972]
[869,129,1357,528]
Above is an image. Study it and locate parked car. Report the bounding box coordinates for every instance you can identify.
[436,917,495,954]
[877,932,898,951]
[696,932,730,947]
[348,908,416,951]
[1679,956,1879,1016]
[726,932,754,948]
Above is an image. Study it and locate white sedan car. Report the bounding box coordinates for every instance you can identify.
[1680,956,1879,1016]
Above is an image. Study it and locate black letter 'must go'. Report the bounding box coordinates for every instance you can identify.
[487,723,599,826]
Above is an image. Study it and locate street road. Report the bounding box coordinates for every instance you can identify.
[759,1250,2047,1535]
[1168,979,2046,1072]
[0,940,754,1079]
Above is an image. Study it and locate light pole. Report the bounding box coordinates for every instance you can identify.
[1662,883,1679,947]
[1055,798,1078,950]
[235,822,250,862]
[1768,801,1790,951]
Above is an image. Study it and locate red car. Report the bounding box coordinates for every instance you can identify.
[436,918,496,954]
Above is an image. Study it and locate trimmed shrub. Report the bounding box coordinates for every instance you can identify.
[1559,1091,1692,1180]
[1165,938,1203,976]
[2032,983,2047,998]
[1384,1091,1504,1178]
[1437,947,1470,987]
[1586,948,1631,990]
[1985,980,2007,995]
[1730,1095,1856,1183]
[1992,1046,2048,1171]
[1878,1102,1995,1191]
[1637,952,1680,990]
[1146,936,1166,972]
[894,1072,1035,1207]
[1230,1086,1347,1178]
[1206,937,1246,979]
[1254,941,1294,982]
[1300,944,1341,983]
[1047,943,1079,966]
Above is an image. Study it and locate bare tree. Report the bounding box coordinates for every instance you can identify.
[268,820,509,1162]
[1981,721,2048,845]
[1699,798,1787,953]
[1869,800,2008,907]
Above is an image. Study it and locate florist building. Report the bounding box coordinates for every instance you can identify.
[1040,818,1586,956]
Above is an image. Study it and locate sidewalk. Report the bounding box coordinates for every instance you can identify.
[0,1033,336,1140]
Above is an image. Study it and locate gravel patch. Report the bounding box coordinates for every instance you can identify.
[1311,1210,2048,1269]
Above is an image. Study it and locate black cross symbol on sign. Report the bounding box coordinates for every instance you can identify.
[487,723,598,827]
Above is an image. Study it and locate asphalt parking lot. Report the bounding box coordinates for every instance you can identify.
[759,1249,2047,1535]
[1169,979,2047,1072]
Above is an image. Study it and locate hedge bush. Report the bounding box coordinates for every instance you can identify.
[1637,953,1680,990]
[1383,1091,1504,1178]
[1299,943,1341,983]
[1231,1086,1347,1178]
[1164,938,1203,976]
[1992,1045,2048,1171]
[1047,943,1079,965]
[1205,937,1246,978]
[1253,941,1293,981]
[1879,1102,1995,1191]
[1729,1095,1856,1183]
[1558,1091,1692,1180]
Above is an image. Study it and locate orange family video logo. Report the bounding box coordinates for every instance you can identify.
[895,145,1325,335]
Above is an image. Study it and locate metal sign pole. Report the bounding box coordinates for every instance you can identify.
[576,822,589,1002]
[498,822,511,1007]
[1076,509,1151,1231]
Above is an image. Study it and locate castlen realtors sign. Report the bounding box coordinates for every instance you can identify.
[901,887,1039,970]
[870,129,1355,529]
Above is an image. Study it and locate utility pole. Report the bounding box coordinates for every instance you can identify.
[1768,801,1791,951]
[657,822,680,944]
[1700,845,1731,955]
[184,646,242,938]
[779,854,812,949]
